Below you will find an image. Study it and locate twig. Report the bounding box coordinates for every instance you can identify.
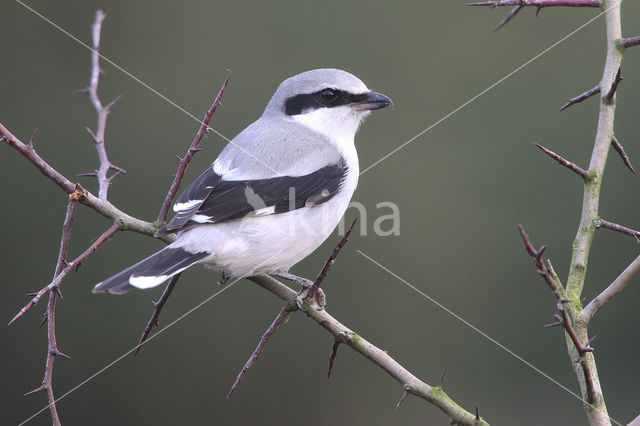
[517,226,597,403]
[156,72,231,226]
[228,221,356,397]
[619,36,640,49]
[493,5,523,31]
[135,274,182,355]
[582,253,640,321]
[597,219,640,238]
[8,223,120,325]
[306,218,357,301]
[83,11,124,200]
[226,306,293,399]
[0,121,173,242]
[603,67,622,104]
[558,85,600,112]
[610,136,635,175]
[24,200,77,426]
[249,275,489,425]
[533,143,588,178]
[468,0,601,6]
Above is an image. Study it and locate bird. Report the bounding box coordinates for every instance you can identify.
[93,68,392,295]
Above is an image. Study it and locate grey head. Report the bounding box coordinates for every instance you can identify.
[263,68,393,118]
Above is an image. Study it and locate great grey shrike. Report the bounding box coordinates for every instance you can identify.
[93,68,392,295]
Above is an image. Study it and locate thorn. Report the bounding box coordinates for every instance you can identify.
[439,365,448,388]
[109,164,127,174]
[188,148,203,154]
[77,171,98,177]
[0,135,6,143]
[536,6,542,16]
[604,67,623,103]
[493,5,522,31]
[559,298,570,304]
[73,88,90,94]
[29,128,38,148]
[611,136,636,175]
[51,349,71,359]
[535,245,547,260]
[25,292,37,297]
[84,126,98,143]
[558,85,600,112]
[205,127,213,133]
[176,155,184,161]
[328,339,340,379]
[586,334,597,346]
[105,94,123,110]
[395,387,409,410]
[75,262,82,273]
[24,385,46,396]
[534,143,589,178]
[40,313,47,327]
[544,320,563,328]
[476,405,481,423]
[53,286,63,299]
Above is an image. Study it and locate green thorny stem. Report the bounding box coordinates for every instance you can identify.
[564,1,624,425]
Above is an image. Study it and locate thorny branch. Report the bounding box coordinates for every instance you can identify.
[610,136,635,174]
[135,273,182,355]
[24,200,77,426]
[226,219,358,399]
[517,226,597,403]
[478,1,636,423]
[468,0,602,30]
[81,10,125,200]
[156,72,230,227]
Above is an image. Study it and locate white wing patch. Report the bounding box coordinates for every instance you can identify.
[191,214,214,223]
[173,199,202,212]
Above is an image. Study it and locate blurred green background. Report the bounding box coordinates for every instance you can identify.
[2,1,640,425]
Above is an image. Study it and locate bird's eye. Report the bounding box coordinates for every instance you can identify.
[320,89,338,103]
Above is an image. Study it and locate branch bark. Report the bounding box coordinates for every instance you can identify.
[248,275,489,426]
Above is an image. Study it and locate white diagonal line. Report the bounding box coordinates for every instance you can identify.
[13,0,281,175]
[356,249,622,426]
[360,2,619,176]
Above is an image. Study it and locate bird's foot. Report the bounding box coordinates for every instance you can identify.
[273,271,326,311]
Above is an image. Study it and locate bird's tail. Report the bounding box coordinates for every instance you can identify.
[93,246,210,294]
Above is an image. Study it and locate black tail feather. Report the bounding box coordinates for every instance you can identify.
[93,246,209,294]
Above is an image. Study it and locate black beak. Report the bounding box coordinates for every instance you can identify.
[350,91,394,111]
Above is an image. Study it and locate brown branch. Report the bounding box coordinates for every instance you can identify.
[249,275,489,425]
[558,85,600,112]
[533,143,589,178]
[226,306,293,399]
[610,136,635,175]
[83,11,124,200]
[598,219,640,238]
[156,72,231,227]
[468,0,601,6]
[306,218,357,301]
[24,200,77,426]
[603,67,623,104]
[135,273,182,355]
[493,5,523,31]
[517,225,597,403]
[228,221,356,398]
[582,253,640,321]
[8,223,120,325]
[620,36,640,48]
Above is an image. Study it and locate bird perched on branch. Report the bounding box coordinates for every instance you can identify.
[93,68,392,295]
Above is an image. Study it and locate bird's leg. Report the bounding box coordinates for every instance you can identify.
[272,271,326,310]
[218,271,230,286]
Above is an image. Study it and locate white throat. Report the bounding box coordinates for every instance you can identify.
[292,106,369,151]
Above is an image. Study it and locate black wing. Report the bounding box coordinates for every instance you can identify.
[157,160,347,235]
